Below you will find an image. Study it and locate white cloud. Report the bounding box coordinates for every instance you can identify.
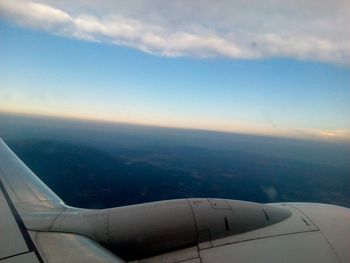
[0,1,72,29]
[0,0,349,64]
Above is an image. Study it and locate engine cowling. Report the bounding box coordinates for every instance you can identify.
[23,198,291,260]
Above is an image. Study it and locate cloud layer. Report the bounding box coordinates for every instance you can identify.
[1,0,349,64]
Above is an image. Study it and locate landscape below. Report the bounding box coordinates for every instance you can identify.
[0,113,349,208]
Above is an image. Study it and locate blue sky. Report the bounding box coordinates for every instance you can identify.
[0,1,349,141]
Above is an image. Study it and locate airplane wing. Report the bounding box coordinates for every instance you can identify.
[0,138,65,210]
[0,139,124,263]
[1,137,349,263]
[0,137,61,263]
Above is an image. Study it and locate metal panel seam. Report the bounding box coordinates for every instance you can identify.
[287,204,342,263]
[0,178,44,263]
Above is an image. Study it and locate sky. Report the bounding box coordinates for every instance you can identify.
[0,0,349,141]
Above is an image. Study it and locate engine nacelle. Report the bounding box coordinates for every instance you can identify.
[24,198,291,260]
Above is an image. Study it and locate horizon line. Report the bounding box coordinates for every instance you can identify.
[1,109,349,144]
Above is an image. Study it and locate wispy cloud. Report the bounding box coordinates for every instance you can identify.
[1,0,349,64]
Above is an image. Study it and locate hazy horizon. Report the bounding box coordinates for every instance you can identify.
[1,112,349,208]
[1,112,349,169]
[1,110,350,144]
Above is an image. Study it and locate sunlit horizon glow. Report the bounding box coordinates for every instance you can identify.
[0,1,349,142]
[1,107,349,143]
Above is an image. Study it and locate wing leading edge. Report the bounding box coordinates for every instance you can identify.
[0,138,125,263]
[0,139,64,211]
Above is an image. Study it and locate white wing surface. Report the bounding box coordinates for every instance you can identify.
[0,139,124,263]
